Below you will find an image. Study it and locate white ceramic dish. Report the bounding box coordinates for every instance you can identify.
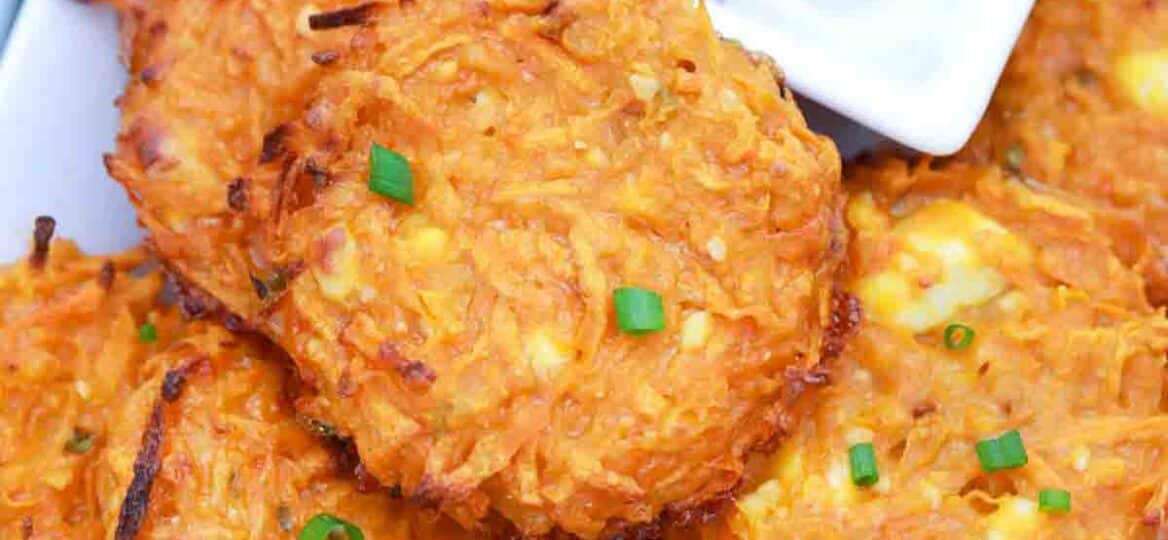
[0,0,944,260]
[0,0,133,262]
[709,0,1034,154]
[0,0,18,50]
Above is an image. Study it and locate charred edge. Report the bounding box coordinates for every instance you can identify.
[29,216,56,270]
[411,475,444,509]
[113,401,165,540]
[605,521,663,540]
[311,50,341,65]
[305,158,330,189]
[139,63,167,84]
[166,271,225,320]
[308,3,379,30]
[249,274,270,300]
[98,260,116,290]
[397,361,437,388]
[337,368,356,398]
[781,364,831,406]
[327,436,361,476]
[603,493,734,539]
[259,124,291,164]
[379,342,437,388]
[21,516,32,539]
[537,5,573,42]
[222,313,247,332]
[912,402,937,418]
[271,155,300,228]
[161,368,188,402]
[353,462,386,494]
[663,492,734,530]
[226,178,248,211]
[249,263,299,303]
[822,289,862,359]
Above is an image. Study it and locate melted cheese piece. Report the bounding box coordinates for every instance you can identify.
[525,329,573,382]
[1115,49,1168,116]
[852,197,1031,333]
[983,497,1042,540]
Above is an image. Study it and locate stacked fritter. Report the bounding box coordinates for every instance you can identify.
[1,0,1163,538]
[102,0,844,537]
[0,231,466,539]
[707,0,1168,538]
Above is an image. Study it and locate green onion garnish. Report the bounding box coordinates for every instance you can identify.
[975,438,1006,472]
[64,428,94,454]
[1038,488,1071,514]
[298,513,364,540]
[997,429,1028,468]
[976,429,1028,472]
[943,323,974,350]
[613,287,665,335]
[848,443,879,487]
[139,322,158,344]
[368,143,414,205]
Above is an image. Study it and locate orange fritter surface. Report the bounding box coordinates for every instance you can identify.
[960,0,1168,304]
[236,1,842,537]
[97,325,468,539]
[0,234,467,539]
[714,157,1168,539]
[0,237,182,538]
[104,0,363,321]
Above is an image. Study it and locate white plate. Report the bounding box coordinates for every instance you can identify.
[0,0,18,49]
[709,0,1033,154]
[0,0,894,260]
[0,0,135,262]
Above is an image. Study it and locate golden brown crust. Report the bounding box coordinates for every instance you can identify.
[0,235,468,539]
[714,155,1168,539]
[244,1,842,536]
[97,327,469,539]
[959,0,1168,304]
[0,235,180,538]
[103,0,365,321]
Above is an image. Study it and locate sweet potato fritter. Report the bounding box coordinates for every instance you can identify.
[0,234,467,539]
[97,326,469,539]
[103,0,363,321]
[960,0,1168,304]
[719,157,1168,539]
[229,1,842,536]
[0,236,182,539]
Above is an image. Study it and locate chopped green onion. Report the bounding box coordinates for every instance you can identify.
[943,323,975,350]
[1038,488,1071,514]
[65,428,94,454]
[613,287,665,335]
[139,322,158,344]
[368,143,414,205]
[975,438,1006,472]
[298,513,364,540]
[997,429,1028,468]
[848,443,879,487]
[1004,143,1024,171]
[976,430,1028,472]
